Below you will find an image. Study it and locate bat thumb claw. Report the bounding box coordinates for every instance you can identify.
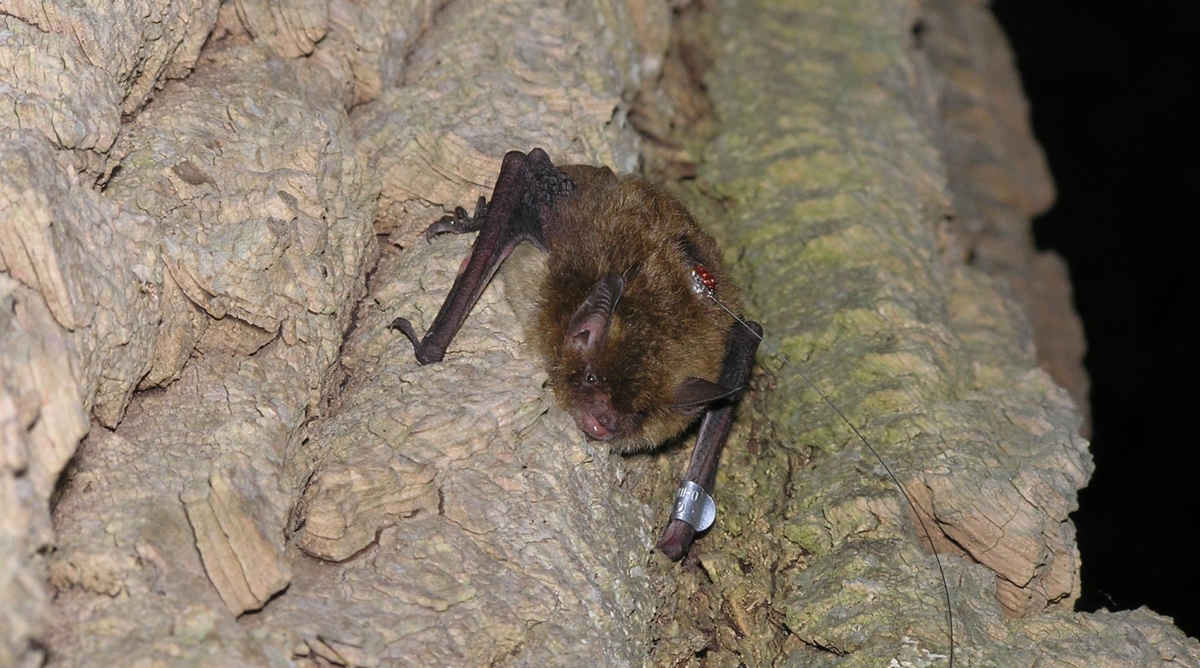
[390,317,445,365]
[391,317,421,348]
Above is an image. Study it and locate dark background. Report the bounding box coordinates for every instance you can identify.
[992,0,1200,638]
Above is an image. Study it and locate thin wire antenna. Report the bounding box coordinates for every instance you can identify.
[709,297,955,667]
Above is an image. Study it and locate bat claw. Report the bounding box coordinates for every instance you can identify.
[390,315,422,347]
[423,218,454,243]
[390,317,445,365]
[390,317,419,345]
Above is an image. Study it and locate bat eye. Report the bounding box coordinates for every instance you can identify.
[585,372,598,384]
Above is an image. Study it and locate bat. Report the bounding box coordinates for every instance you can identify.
[394,149,956,663]
[391,148,761,560]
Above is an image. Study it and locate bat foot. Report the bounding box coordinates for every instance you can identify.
[425,196,488,242]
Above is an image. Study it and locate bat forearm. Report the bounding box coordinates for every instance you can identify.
[392,220,509,364]
[657,319,762,561]
[392,149,572,365]
[656,403,736,560]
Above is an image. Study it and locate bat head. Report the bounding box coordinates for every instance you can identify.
[545,272,732,451]
[528,166,739,452]
[558,273,631,440]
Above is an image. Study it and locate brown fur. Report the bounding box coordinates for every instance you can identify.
[525,165,741,452]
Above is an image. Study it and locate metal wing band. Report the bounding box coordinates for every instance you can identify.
[670,480,717,532]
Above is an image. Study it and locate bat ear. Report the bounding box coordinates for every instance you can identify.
[567,274,625,357]
[671,378,737,414]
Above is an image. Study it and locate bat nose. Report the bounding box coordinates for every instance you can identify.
[580,412,614,440]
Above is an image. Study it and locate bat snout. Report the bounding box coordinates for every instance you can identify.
[563,378,628,441]
[571,396,624,441]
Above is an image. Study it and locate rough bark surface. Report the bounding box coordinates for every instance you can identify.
[914,0,1091,436]
[1,1,1196,667]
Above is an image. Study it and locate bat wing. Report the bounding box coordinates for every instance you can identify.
[657,319,762,560]
[393,148,574,364]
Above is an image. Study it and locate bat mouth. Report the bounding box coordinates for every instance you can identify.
[578,411,615,440]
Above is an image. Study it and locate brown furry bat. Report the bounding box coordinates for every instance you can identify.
[393,148,760,560]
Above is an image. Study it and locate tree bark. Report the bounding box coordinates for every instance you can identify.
[1,0,1196,666]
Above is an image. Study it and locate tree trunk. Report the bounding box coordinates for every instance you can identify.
[0,0,1195,666]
